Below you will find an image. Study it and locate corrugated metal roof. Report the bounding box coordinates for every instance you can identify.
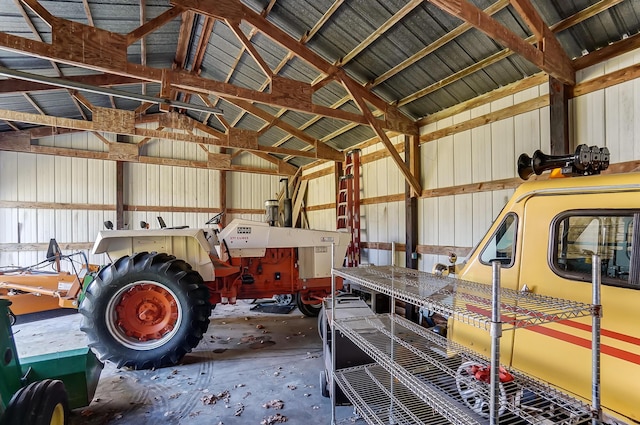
[0,0,639,172]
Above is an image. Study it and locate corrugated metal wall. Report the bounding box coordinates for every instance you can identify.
[419,83,550,272]
[0,134,279,269]
[302,48,640,273]
[3,50,640,272]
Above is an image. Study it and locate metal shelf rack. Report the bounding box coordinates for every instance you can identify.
[332,265,594,331]
[329,264,601,425]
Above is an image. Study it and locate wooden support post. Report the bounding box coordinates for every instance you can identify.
[405,134,419,321]
[116,160,125,229]
[220,148,228,227]
[549,76,570,155]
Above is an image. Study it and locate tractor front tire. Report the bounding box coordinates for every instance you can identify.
[79,252,211,369]
[2,379,69,425]
[296,294,322,317]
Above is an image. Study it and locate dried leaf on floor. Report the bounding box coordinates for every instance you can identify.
[234,403,244,416]
[201,390,230,405]
[261,413,288,424]
[262,399,284,410]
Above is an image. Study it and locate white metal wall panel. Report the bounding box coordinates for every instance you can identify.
[360,138,406,266]
[417,79,552,272]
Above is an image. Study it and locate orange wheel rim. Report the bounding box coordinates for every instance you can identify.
[106,281,182,350]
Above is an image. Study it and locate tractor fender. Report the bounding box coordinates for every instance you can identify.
[92,228,216,281]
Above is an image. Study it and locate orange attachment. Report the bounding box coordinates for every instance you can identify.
[469,364,514,383]
[114,283,179,342]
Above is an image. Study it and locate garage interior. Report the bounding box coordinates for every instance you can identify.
[1,0,640,424]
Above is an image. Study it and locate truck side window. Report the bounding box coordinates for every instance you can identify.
[480,213,517,267]
[552,213,635,289]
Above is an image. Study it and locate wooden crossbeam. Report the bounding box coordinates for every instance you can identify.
[127,6,183,45]
[20,0,55,25]
[171,0,418,134]
[427,0,574,85]
[342,78,421,194]
[369,0,509,89]
[0,25,392,129]
[82,0,94,26]
[300,0,344,44]
[0,74,140,94]
[337,0,422,67]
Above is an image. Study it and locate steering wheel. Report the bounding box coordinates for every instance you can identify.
[206,212,224,225]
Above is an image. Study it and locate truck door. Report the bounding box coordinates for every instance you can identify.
[451,211,521,363]
[514,193,640,423]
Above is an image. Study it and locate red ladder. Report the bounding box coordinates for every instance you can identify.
[336,149,361,267]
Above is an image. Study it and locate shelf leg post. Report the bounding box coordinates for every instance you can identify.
[591,255,602,425]
[331,243,337,425]
[490,261,503,425]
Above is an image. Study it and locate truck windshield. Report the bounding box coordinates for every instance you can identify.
[552,212,635,289]
[479,213,517,267]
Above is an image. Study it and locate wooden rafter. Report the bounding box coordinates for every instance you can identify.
[13,0,92,120]
[0,28,399,130]
[70,91,94,112]
[227,98,343,161]
[171,0,418,134]
[427,0,574,85]
[23,93,45,115]
[0,107,337,162]
[337,0,422,67]
[300,0,344,44]
[341,78,421,194]
[127,6,184,46]
[396,1,618,108]
[552,0,625,34]
[82,0,94,26]
[140,0,147,97]
[20,0,55,26]
[3,120,19,131]
[0,74,139,94]
[368,0,509,89]
[174,10,195,69]
[227,21,273,79]
[0,131,287,175]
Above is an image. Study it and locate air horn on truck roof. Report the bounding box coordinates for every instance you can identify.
[517,144,610,180]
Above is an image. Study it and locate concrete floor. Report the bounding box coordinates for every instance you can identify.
[13,301,365,425]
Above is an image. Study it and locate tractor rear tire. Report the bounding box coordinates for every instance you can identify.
[79,252,211,369]
[2,379,69,425]
[296,294,322,317]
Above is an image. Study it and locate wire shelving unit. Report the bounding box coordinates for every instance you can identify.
[329,264,601,425]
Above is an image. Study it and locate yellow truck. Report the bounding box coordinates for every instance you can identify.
[448,145,638,425]
[326,145,637,424]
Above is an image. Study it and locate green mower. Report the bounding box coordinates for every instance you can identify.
[0,299,102,425]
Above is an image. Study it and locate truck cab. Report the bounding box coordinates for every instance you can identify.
[451,171,640,425]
